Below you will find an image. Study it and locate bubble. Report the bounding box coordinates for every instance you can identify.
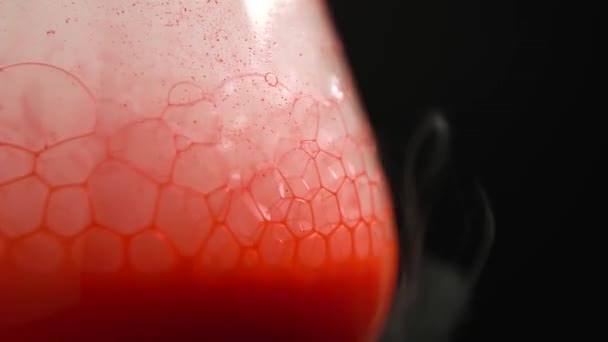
[167,81,206,106]
[174,135,193,151]
[264,72,278,87]
[300,140,320,158]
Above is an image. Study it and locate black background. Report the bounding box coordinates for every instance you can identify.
[327,0,602,340]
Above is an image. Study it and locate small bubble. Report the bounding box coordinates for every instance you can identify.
[175,135,193,151]
[301,140,320,157]
[167,81,205,105]
[264,72,278,87]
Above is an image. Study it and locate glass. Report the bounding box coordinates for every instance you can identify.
[0,1,399,340]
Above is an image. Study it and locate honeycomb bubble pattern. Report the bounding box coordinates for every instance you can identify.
[0,63,398,342]
[0,63,396,276]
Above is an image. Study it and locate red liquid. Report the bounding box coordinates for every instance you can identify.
[0,62,398,341]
